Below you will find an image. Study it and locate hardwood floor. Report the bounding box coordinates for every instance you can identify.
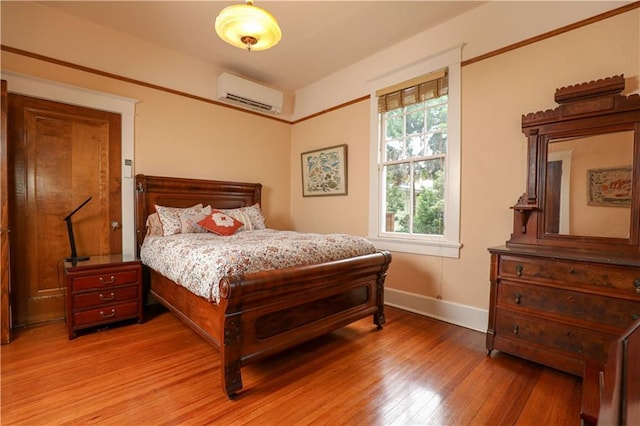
[1,306,582,425]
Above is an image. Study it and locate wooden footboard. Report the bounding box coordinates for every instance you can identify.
[136,174,392,398]
[219,250,391,397]
[148,270,224,347]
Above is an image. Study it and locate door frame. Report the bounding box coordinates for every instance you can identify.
[2,72,136,337]
[1,71,137,256]
[1,80,10,343]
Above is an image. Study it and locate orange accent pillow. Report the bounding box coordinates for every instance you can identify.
[197,210,244,236]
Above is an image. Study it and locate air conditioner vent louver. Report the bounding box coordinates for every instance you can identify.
[216,72,283,114]
[224,93,274,112]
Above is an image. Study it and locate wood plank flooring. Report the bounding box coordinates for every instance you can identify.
[1,306,582,425]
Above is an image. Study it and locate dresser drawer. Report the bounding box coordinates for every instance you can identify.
[72,285,139,310]
[72,301,139,327]
[499,281,640,330]
[495,309,614,364]
[499,255,640,295]
[71,268,139,291]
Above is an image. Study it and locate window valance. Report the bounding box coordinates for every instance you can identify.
[377,69,448,113]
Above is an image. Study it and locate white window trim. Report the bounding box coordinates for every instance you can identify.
[368,45,462,258]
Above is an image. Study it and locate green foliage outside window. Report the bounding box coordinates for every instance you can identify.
[413,169,445,234]
[382,96,447,235]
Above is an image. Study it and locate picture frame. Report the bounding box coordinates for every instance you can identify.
[301,144,348,197]
[587,166,632,207]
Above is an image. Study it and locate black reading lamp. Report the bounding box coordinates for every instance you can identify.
[63,196,92,263]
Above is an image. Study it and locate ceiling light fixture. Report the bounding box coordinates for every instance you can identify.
[215,0,282,52]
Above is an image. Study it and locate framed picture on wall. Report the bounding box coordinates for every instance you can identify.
[301,144,348,197]
[587,166,632,206]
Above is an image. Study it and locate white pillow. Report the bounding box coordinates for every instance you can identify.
[145,212,163,236]
[155,204,209,236]
[179,208,212,234]
[219,203,266,231]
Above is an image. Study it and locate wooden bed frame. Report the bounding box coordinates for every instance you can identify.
[135,174,392,398]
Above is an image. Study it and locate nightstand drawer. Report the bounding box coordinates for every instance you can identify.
[72,285,139,309]
[65,256,143,339]
[73,302,139,327]
[495,309,613,363]
[499,281,640,330]
[71,269,139,291]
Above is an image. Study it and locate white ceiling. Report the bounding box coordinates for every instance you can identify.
[39,1,485,93]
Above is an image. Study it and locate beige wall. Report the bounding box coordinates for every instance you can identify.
[290,9,640,312]
[133,87,291,229]
[290,101,370,235]
[1,52,292,230]
[458,9,638,309]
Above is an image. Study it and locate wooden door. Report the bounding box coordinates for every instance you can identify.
[8,94,122,326]
[545,160,562,234]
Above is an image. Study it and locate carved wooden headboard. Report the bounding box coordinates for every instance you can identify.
[134,174,262,256]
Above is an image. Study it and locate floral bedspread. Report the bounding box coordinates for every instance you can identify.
[140,229,376,303]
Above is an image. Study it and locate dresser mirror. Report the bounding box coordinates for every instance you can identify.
[509,74,640,255]
[544,129,634,239]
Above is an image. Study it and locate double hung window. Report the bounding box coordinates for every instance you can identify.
[378,71,448,236]
[368,49,461,258]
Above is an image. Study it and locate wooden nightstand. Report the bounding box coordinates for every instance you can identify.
[64,254,143,339]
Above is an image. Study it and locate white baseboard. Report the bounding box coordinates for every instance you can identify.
[384,287,488,333]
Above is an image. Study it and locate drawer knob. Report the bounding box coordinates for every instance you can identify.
[99,292,115,301]
[513,325,519,335]
[99,309,116,319]
[99,275,116,285]
[514,294,522,305]
[634,280,640,294]
[632,313,639,321]
[515,265,523,277]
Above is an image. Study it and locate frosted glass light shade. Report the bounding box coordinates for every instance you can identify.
[215,2,282,51]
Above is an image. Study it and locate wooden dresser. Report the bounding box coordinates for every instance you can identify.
[487,245,640,377]
[487,75,640,422]
[64,254,143,339]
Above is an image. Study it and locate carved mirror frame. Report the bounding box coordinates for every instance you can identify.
[507,75,640,255]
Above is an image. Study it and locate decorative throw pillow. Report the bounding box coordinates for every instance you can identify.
[155,203,205,236]
[145,212,163,236]
[179,206,212,234]
[198,210,244,236]
[219,203,266,231]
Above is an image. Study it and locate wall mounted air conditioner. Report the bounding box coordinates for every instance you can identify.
[216,72,283,114]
